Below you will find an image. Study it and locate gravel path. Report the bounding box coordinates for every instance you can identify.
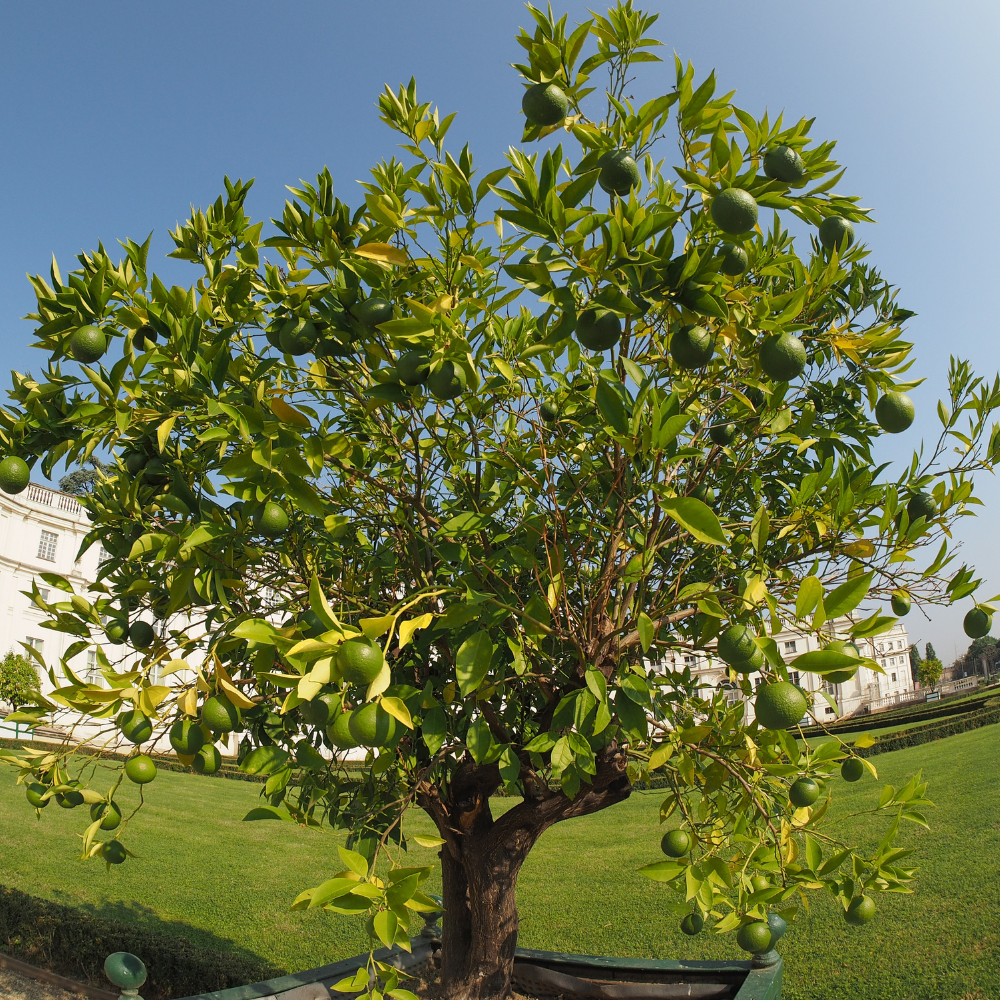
[0,967,83,1000]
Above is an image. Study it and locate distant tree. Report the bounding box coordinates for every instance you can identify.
[964,635,997,675]
[908,643,922,684]
[0,651,39,710]
[919,656,943,689]
[58,456,112,495]
[925,642,938,663]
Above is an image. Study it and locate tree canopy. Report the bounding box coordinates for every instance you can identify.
[2,4,998,999]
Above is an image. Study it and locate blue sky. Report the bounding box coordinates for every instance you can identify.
[2,1,998,659]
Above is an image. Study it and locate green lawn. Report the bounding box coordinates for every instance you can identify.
[2,726,999,1000]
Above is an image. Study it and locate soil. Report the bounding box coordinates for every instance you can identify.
[0,967,81,1000]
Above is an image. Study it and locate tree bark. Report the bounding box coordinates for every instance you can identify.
[418,743,632,1000]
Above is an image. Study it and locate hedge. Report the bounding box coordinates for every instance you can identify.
[856,700,1000,758]
[0,885,282,1000]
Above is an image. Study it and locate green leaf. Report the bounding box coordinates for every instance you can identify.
[455,631,493,696]
[661,498,727,546]
[791,649,861,674]
[750,505,769,554]
[243,806,294,822]
[823,572,874,619]
[439,511,491,536]
[595,379,629,435]
[466,717,493,763]
[421,705,446,755]
[338,845,370,878]
[637,612,654,653]
[795,576,823,619]
[638,859,685,882]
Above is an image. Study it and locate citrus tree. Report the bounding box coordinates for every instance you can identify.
[3,5,1000,999]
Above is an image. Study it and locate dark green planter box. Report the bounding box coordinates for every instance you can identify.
[171,938,781,1000]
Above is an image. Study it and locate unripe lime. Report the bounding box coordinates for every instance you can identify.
[680,912,704,936]
[26,782,49,808]
[522,82,569,126]
[789,777,820,807]
[142,457,170,486]
[348,702,396,748]
[845,895,876,925]
[192,744,222,774]
[255,501,289,539]
[540,399,560,423]
[750,875,770,893]
[906,492,936,523]
[57,788,84,808]
[875,392,914,433]
[891,591,911,617]
[841,757,864,782]
[660,829,692,857]
[731,645,765,675]
[670,325,714,369]
[717,244,748,276]
[128,620,156,650]
[90,800,122,830]
[691,484,715,505]
[302,691,339,728]
[427,361,468,400]
[353,297,394,329]
[102,840,128,865]
[763,145,806,183]
[134,324,158,351]
[124,754,157,784]
[339,638,385,686]
[575,309,621,352]
[709,422,737,446]
[202,694,240,734]
[397,351,430,386]
[760,333,807,382]
[169,718,205,755]
[278,318,319,355]
[736,921,772,953]
[754,682,809,730]
[328,711,359,750]
[0,457,30,495]
[717,625,756,664]
[105,620,128,645]
[117,710,152,745]
[71,326,107,363]
[710,189,758,235]
[123,451,147,477]
[964,607,992,639]
[598,151,640,196]
[819,216,855,251]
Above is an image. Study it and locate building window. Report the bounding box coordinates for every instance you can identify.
[877,643,884,653]
[825,706,836,715]
[37,530,58,562]
[683,655,696,667]
[755,676,764,690]
[891,672,897,682]
[897,641,905,650]
[37,587,49,603]
[783,641,797,653]
[86,650,100,684]
[789,671,800,687]
[98,545,112,567]
[25,637,44,655]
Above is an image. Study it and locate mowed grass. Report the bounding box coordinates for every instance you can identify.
[2,726,999,999]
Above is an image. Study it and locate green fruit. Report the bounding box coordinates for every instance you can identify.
[265,324,284,349]
[750,875,770,893]
[710,189,758,235]
[124,754,157,784]
[763,145,807,183]
[691,484,715,505]
[128,621,156,650]
[717,625,757,665]
[670,325,714,369]
[397,351,431,386]
[328,711,359,750]
[105,620,128,645]
[353,297,393,330]
[760,332,807,382]
[575,309,622,351]
[169,719,205,755]
[709,422,737,446]
[736,921,772,953]
[316,336,354,358]
[90,800,122,831]
[540,399,560,423]
[302,691,340,728]
[522,82,569,126]
[142,457,170,486]
[717,244,748,276]
[660,829,692,857]
[202,694,240,734]
[789,777,820,807]
[134,324,157,351]
[598,150,640,196]
[841,757,865,782]
[730,645,765,675]
[102,840,128,865]
[427,361,468,401]
[278,318,319,355]
[347,702,396,748]
[339,638,385,686]
[255,501,289,539]
[192,744,222,774]
[875,392,914,433]
[824,666,858,685]
[123,451,147,477]
[0,456,30,495]
[26,782,49,808]
[70,326,107,363]
[906,492,936,523]
[57,788,84,808]
[964,607,992,639]
[680,913,704,936]
[891,591,911,617]
[117,710,153,745]
[295,739,328,771]
[755,682,809,730]
[819,216,855,251]
[743,386,766,410]
[845,895,876,926]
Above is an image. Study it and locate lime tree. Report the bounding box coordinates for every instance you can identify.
[1,5,996,1000]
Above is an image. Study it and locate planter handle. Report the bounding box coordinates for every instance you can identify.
[104,953,147,1000]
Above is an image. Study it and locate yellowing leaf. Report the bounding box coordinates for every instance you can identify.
[353,242,408,266]
[360,615,394,640]
[162,659,189,678]
[412,834,446,848]
[219,677,256,710]
[380,696,413,729]
[843,539,876,558]
[270,398,311,428]
[178,688,198,717]
[157,414,177,453]
[398,613,433,649]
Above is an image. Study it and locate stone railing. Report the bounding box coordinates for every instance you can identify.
[23,483,82,514]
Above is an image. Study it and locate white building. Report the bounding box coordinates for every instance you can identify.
[653,618,914,721]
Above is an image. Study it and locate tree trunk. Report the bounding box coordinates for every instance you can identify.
[419,743,632,1000]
